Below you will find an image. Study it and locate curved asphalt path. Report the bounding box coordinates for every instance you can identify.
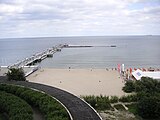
[0,80,101,120]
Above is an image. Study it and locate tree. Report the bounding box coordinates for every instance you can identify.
[135,77,160,93]
[122,80,135,93]
[123,77,160,119]
[6,68,26,81]
[137,93,160,119]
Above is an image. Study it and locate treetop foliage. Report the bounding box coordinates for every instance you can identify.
[123,77,160,93]
[6,68,26,81]
[123,77,160,119]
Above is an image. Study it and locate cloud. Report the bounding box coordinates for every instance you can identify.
[0,0,160,38]
[0,4,23,14]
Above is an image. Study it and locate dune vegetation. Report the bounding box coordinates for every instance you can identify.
[83,77,160,119]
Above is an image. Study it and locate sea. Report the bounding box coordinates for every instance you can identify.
[0,36,160,69]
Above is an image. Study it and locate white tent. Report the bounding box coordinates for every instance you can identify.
[132,69,160,80]
[132,69,143,80]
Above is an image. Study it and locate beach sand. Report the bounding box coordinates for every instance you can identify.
[27,68,125,97]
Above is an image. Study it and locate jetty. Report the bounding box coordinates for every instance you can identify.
[0,44,67,77]
[1,43,117,77]
[8,44,66,68]
[64,45,117,48]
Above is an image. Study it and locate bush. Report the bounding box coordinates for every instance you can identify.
[82,95,112,110]
[135,77,160,119]
[119,94,137,103]
[135,77,160,93]
[82,95,97,108]
[122,80,135,93]
[123,77,160,94]
[125,103,138,115]
[6,68,26,81]
[123,77,160,119]
[137,93,160,119]
[96,95,111,110]
[0,84,70,120]
[0,91,33,120]
[0,113,7,120]
[109,96,119,103]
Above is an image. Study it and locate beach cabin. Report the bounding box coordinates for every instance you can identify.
[132,69,160,80]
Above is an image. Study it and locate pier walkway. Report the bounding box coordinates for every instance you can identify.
[8,44,66,68]
[2,44,67,76]
[0,80,102,120]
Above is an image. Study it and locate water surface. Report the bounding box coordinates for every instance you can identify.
[0,36,160,68]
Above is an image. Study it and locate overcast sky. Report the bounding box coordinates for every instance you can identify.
[0,0,160,38]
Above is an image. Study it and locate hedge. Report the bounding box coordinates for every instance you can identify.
[0,91,33,120]
[0,84,70,120]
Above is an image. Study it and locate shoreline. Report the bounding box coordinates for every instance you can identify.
[1,67,159,96]
[27,68,125,97]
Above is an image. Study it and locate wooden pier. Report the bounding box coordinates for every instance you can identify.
[0,44,67,77]
[8,44,66,68]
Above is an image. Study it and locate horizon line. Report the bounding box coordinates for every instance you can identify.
[0,34,160,39]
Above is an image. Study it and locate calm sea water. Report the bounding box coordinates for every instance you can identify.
[0,36,160,69]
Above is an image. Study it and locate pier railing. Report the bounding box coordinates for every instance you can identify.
[8,44,66,68]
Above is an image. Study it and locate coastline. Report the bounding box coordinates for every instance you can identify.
[27,68,125,97]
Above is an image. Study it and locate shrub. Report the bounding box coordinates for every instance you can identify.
[123,77,160,119]
[0,113,7,120]
[82,95,97,108]
[135,77,160,93]
[109,96,119,103]
[137,93,160,119]
[82,95,112,110]
[0,84,70,120]
[6,68,26,81]
[96,95,111,110]
[0,91,33,120]
[119,94,137,103]
[122,80,135,93]
[125,103,138,115]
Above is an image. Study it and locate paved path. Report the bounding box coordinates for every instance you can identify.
[0,80,101,120]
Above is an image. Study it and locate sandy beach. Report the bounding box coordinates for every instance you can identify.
[27,68,125,97]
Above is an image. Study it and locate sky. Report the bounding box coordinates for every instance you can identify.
[0,0,160,38]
